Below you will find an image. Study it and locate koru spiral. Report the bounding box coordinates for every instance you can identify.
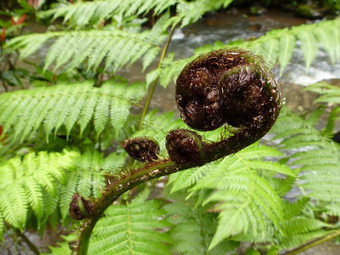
[124,48,282,167]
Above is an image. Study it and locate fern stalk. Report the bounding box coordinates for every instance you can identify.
[76,159,177,255]
[138,26,176,130]
[285,228,340,255]
[15,228,40,255]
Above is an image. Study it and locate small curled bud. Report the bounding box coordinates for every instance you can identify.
[166,129,205,166]
[69,193,94,220]
[122,137,160,162]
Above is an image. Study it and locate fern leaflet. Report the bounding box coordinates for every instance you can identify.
[164,190,239,254]
[0,150,76,232]
[6,24,167,72]
[40,0,178,27]
[0,80,146,143]
[271,107,340,204]
[88,189,171,255]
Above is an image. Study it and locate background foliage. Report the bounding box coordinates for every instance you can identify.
[0,0,340,254]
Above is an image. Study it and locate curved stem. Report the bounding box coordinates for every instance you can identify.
[75,160,178,255]
[15,228,40,255]
[138,27,176,130]
[285,228,340,255]
[75,128,275,254]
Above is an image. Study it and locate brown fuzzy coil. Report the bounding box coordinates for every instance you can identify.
[176,48,281,131]
[167,48,282,165]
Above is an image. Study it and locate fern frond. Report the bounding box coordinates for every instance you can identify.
[170,0,233,28]
[164,190,239,254]
[58,150,124,220]
[0,150,76,229]
[305,82,340,135]
[0,80,146,142]
[271,107,340,203]
[277,230,330,250]
[40,0,177,27]
[88,190,171,255]
[6,25,166,72]
[169,143,290,194]
[177,142,293,249]
[285,217,333,235]
[282,198,310,220]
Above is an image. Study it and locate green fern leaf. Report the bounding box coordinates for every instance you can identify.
[6,27,166,72]
[164,190,239,254]
[295,25,318,72]
[0,80,146,143]
[59,150,122,219]
[59,170,79,220]
[271,107,340,204]
[88,190,171,255]
[317,20,338,64]
[40,0,176,27]
[178,143,291,249]
[0,150,76,229]
[278,230,330,250]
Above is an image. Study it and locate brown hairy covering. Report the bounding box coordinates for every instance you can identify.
[166,129,205,165]
[167,48,282,165]
[122,137,160,162]
[69,193,94,220]
[176,48,281,132]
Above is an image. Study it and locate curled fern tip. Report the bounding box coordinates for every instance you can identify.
[168,48,282,165]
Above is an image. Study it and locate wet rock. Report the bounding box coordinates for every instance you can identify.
[294,4,327,19]
[249,5,266,16]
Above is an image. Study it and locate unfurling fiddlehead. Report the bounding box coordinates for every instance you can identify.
[74,48,282,255]
[166,48,282,165]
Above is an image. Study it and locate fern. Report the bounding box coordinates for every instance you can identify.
[169,0,234,28]
[152,18,340,88]
[305,82,340,135]
[88,189,171,255]
[276,200,335,250]
[0,80,146,143]
[40,0,178,27]
[165,140,294,249]
[164,190,239,254]
[169,143,286,193]
[40,0,234,30]
[58,150,125,220]
[6,22,167,72]
[0,150,76,233]
[271,107,340,204]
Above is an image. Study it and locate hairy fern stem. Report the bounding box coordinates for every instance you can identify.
[138,27,176,130]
